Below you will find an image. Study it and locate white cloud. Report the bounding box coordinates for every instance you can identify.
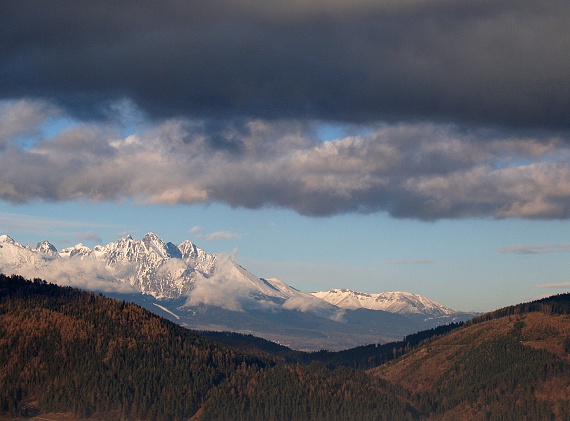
[197,231,242,241]
[183,254,252,311]
[282,295,326,312]
[282,295,346,321]
[2,99,570,220]
[0,257,138,294]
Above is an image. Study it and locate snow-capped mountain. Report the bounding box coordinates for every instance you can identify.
[311,289,455,317]
[0,233,476,350]
[0,233,310,306]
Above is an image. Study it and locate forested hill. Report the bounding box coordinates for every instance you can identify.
[2,273,570,420]
[467,292,570,324]
[0,274,410,420]
[374,294,570,419]
[0,274,267,419]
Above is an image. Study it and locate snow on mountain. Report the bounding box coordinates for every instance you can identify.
[1,233,477,350]
[311,288,455,317]
[0,233,310,309]
[1,233,457,320]
[35,240,58,255]
[91,233,208,299]
[59,243,93,258]
[0,235,55,268]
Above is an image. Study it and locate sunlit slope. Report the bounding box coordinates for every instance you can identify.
[373,297,570,419]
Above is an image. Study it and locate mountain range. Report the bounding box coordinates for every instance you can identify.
[311,289,454,317]
[0,233,476,350]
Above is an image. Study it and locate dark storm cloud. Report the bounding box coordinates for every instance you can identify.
[2,0,569,129]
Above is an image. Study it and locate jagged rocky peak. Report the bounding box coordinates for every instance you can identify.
[136,232,184,259]
[139,233,182,259]
[113,234,134,247]
[142,232,171,258]
[35,240,58,254]
[142,232,162,246]
[178,240,199,259]
[0,234,16,244]
[59,243,92,258]
[104,234,139,263]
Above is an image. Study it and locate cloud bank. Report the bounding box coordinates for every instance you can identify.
[2,1,570,222]
[0,256,139,295]
[1,99,570,220]
[1,0,569,130]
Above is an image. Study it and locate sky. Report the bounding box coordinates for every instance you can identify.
[1,0,570,312]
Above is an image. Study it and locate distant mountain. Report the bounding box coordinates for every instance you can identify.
[312,288,455,318]
[0,233,303,303]
[0,233,476,350]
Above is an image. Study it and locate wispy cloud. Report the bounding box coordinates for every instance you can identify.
[533,282,570,289]
[499,244,570,255]
[0,257,138,295]
[0,211,112,233]
[190,226,242,241]
[184,254,258,311]
[384,259,436,265]
[197,231,242,241]
[74,232,103,244]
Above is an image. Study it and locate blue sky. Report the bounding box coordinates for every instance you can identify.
[1,1,570,312]
[2,197,570,312]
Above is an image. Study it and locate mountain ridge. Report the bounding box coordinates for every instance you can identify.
[0,232,457,316]
[311,288,455,317]
[0,233,476,350]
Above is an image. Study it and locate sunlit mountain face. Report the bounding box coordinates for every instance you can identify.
[0,233,478,350]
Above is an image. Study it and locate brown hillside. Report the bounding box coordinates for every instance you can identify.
[373,312,570,419]
[375,313,570,390]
